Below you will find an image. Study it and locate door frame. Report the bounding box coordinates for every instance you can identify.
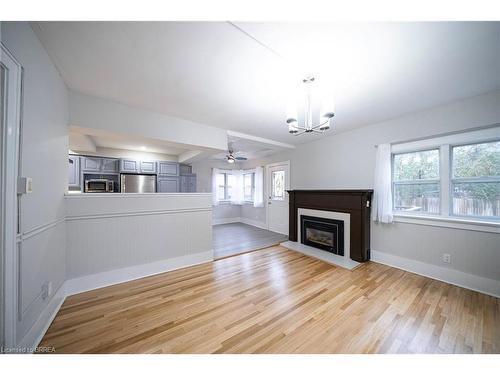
[1,42,23,349]
[265,160,290,234]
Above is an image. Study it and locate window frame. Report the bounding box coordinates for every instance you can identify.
[217,172,231,202]
[243,172,255,203]
[390,127,500,226]
[449,140,500,220]
[391,147,442,216]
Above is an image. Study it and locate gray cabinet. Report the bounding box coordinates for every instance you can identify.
[157,176,179,193]
[101,158,119,173]
[180,174,197,192]
[157,161,179,176]
[68,155,80,188]
[179,164,192,175]
[120,159,140,173]
[82,156,119,173]
[82,156,101,172]
[140,160,157,174]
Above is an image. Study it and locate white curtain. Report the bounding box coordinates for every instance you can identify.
[230,170,244,205]
[253,166,264,207]
[373,143,393,223]
[212,168,221,206]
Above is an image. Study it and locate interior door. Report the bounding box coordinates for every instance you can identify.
[267,162,290,235]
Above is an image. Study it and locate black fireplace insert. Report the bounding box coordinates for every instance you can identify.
[300,215,344,256]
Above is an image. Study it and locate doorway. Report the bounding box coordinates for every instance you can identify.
[1,43,22,349]
[266,161,290,235]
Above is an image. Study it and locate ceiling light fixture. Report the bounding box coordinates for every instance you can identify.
[227,154,235,163]
[286,76,335,136]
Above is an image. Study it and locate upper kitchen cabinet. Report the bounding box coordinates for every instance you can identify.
[140,160,157,174]
[120,159,140,173]
[180,174,197,192]
[179,164,192,175]
[82,156,119,173]
[101,158,119,173]
[81,156,101,172]
[157,161,179,176]
[68,155,81,188]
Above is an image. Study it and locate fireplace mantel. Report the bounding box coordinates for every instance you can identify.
[288,189,373,262]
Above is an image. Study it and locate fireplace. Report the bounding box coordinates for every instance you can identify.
[288,190,373,262]
[300,215,344,255]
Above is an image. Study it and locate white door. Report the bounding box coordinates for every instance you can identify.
[267,161,290,235]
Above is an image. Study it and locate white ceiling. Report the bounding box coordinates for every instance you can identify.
[69,126,189,155]
[33,22,500,145]
[211,133,292,162]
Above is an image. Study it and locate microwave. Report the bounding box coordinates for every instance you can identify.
[85,179,114,193]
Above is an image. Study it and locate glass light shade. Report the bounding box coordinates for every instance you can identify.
[319,119,331,131]
[288,119,299,134]
[320,94,335,119]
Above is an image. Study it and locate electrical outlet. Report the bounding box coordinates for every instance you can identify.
[442,253,451,264]
[41,281,52,300]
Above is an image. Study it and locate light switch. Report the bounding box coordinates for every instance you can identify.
[17,177,33,194]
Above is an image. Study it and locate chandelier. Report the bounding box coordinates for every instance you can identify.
[286,76,335,136]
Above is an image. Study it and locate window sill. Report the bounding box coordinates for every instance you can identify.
[392,213,500,234]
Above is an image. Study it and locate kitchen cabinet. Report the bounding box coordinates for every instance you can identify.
[179,164,192,175]
[81,156,101,172]
[157,176,179,193]
[101,158,119,173]
[68,155,80,188]
[157,161,179,176]
[120,159,140,173]
[140,160,157,174]
[180,174,197,192]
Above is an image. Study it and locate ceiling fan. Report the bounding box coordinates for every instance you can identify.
[226,143,247,163]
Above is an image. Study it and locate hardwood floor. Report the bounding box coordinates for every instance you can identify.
[40,246,500,354]
[213,223,288,258]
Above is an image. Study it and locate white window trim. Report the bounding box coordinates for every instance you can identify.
[390,126,500,231]
[243,171,255,204]
[216,171,231,203]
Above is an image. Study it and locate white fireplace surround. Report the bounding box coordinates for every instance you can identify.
[281,208,361,270]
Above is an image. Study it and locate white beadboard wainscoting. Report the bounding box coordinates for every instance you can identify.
[65,193,214,283]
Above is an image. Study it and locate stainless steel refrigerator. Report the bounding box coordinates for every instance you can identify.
[120,174,156,193]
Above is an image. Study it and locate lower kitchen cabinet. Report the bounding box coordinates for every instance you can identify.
[157,176,179,193]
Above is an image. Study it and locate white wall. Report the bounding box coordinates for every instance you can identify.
[1,22,68,346]
[243,90,500,291]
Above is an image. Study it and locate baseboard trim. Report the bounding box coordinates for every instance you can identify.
[213,217,268,229]
[240,217,268,230]
[65,250,214,296]
[18,283,66,353]
[371,250,500,298]
[213,217,241,225]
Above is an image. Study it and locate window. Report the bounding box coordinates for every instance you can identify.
[271,170,285,200]
[217,172,233,201]
[451,141,500,218]
[390,127,500,223]
[243,173,255,202]
[393,149,440,214]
